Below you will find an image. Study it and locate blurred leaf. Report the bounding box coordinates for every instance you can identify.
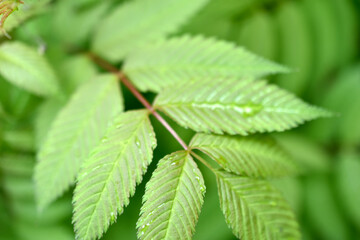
[304,175,350,240]
[155,78,331,135]
[270,177,302,215]
[11,198,72,226]
[336,153,360,229]
[235,10,277,60]
[274,132,330,172]
[275,1,313,95]
[92,0,210,62]
[216,170,300,239]
[0,101,6,119]
[0,42,60,97]
[0,154,34,177]
[190,133,297,177]
[308,64,360,145]
[124,35,289,92]
[137,151,205,240]
[73,110,156,240]
[303,0,339,91]
[2,175,34,201]
[35,75,123,210]
[3,129,35,152]
[35,98,65,148]
[53,0,111,45]
[328,0,359,65]
[59,55,98,94]
[15,222,74,240]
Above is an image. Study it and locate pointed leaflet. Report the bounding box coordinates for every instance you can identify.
[35,75,123,210]
[190,133,297,178]
[216,170,300,239]
[0,42,59,96]
[92,0,209,62]
[124,35,289,92]
[154,78,331,135]
[137,151,205,240]
[73,110,156,240]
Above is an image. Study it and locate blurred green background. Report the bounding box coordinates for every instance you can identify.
[0,0,360,239]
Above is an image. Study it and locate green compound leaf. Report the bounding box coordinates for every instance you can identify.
[92,0,209,62]
[137,151,205,240]
[0,42,59,96]
[190,133,297,178]
[154,78,331,135]
[35,75,123,211]
[124,35,290,92]
[216,170,300,240]
[73,110,156,240]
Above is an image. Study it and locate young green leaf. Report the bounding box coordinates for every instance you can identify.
[137,151,205,240]
[35,75,123,211]
[154,78,331,135]
[0,42,59,96]
[216,170,300,239]
[92,0,209,62]
[190,133,297,177]
[124,35,290,92]
[73,110,156,240]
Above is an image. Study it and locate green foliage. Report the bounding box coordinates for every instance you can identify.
[274,1,312,95]
[0,42,59,96]
[34,98,65,147]
[59,55,99,94]
[124,35,289,92]
[137,151,205,240]
[53,0,111,45]
[234,10,277,60]
[336,153,360,229]
[304,175,350,240]
[274,132,330,172]
[35,75,123,210]
[0,0,358,239]
[73,110,156,240]
[190,133,297,177]
[0,0,50,37]
[155,78,331,135]
[93,0,210,62]
[216,170,300,239]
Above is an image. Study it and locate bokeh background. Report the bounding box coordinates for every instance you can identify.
[0,0,359,239]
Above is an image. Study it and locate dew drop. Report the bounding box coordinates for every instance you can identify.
[241,102,263,118]
[135,137,141,147]
[269,201,277,206]
[110,212,116,223]
[139,223,151,236]
[200,185,206,194]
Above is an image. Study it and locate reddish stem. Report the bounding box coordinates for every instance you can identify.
[88,53,189,150]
